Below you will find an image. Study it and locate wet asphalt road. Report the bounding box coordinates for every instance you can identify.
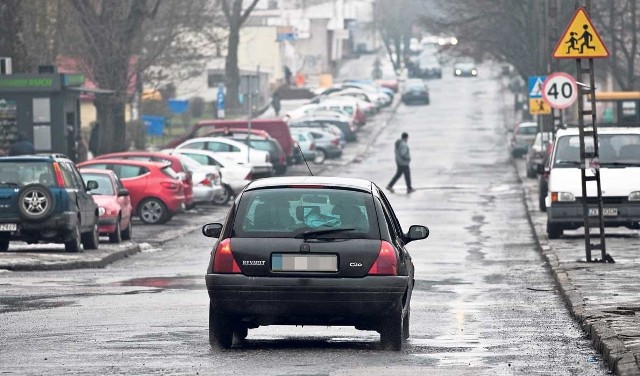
[0,65,612,375]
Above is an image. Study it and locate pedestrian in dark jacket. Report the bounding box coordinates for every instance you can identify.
[9,132,36,156]
[386,132,414,193]
[89,122,100,156]
[272,92,282,116]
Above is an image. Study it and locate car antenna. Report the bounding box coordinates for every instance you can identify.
[297,143,314,176]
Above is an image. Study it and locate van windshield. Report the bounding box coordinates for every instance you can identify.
[553,134,640,166]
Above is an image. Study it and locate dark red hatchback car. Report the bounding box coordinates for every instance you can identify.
[202,176,429,350]
[77,159,185,224]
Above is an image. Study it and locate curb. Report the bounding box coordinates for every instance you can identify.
[513,160,640,376]
[0,242,141,272]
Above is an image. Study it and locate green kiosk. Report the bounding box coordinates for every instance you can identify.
[0,70,85,161]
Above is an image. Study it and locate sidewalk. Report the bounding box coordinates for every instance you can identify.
[515,159,640,376]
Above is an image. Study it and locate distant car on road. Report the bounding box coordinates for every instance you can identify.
[510,122,537,158]
[401,79,430,105]
[202,176,429,350]
[454,62,478,77]
[525,132,553,178]
[79,168,133,243]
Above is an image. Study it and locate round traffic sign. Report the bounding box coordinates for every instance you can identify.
[542,72,578,109]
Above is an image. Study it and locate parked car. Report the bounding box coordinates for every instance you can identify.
[401,79,430,105]
[77,159,186,225]
[175,137,274,179]
[165,149,252,205]
[509,122,537,158]
[165,119,295,165]
[79,168,133,243]
[289,120,346,148]
[416,54,443,79]
[292,116,357,142]
[202,176,429,350]
[171,154,223,205]
[525,132,553,178]
[0,154,99,252]
[289,130,319,163]
[93,151,195,209]
[454,62,478,77]
[291,127,342,162]
[545,128,640,238]
[197,128,288,175]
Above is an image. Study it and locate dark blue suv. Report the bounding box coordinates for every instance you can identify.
[0,154,100,252]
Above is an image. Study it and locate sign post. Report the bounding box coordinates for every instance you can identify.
[217,84,225,119]
[552,6,612,263]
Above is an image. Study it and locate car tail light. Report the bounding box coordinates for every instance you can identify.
[331,138,340,146]
[52,162,65,187]
[198,177,211,186]
[245,172,252,180]
[310,142,316,150]
[160,181,179,190]
[367,240,397,276]
[212,238,241,273]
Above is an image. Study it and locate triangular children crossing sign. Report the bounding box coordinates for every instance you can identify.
[553,7,608,59]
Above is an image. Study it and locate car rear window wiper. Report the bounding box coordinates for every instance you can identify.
[295,228,355,239]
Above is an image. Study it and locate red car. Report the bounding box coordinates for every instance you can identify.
[79,168,133,243]
[77,159,186,225]
[93,151,195,209]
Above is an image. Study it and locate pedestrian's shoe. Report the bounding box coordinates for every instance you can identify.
[386,185,394,193]
[407,188,416,193]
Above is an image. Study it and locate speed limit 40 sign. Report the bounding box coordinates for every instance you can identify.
[542,72,578,109]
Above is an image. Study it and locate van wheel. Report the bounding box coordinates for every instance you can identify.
[547,223,563,239]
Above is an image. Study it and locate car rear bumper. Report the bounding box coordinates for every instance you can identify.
[0,212,80,241]
[548,202,640,226]
[193,185,219,203]
[206,274,408,321]
[165,195,186,213]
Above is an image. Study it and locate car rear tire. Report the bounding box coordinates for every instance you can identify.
[402,307,410,340]
[212,185,232,206]
[380,300,404,351]
[65,224,82,253]
[209,302,233,349]
[233,326,248,342]
[121,218,132,241]
[538,178,548,212]
[547,223,563,239]
[138,198,169,224]
[82,223,100,250]
[0,235,9,252]
[313,149,327,164]
[109,219,122,243]
[17,184,55,222]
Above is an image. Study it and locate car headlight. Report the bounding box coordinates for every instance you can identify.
[98,207,106,216]
[471,69,477,75]
[455,69,462,75]
[551,192,575,202]
[629,191,640,201]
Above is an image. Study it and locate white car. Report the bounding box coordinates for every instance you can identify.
[328,88,382,110]
[175,137,273,178]
[545,127,640,238]
[165,148,253,205]
[322,95,376,116]
[173,154,224,205]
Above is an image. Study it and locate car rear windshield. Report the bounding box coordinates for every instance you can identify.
[81,173,114,195]
[0,161,54,187]
[233,188,379,239]
[517,126,537,135]
[554,134,640,166]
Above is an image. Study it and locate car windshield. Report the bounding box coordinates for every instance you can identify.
[81,173,114,195]
[517,126,537,135]
[554,134,640,166]
[233,188,379,239]
[0,161,54,187]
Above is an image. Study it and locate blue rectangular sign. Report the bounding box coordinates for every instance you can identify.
[528,76,546,99]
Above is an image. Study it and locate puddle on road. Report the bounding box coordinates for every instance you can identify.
[410,336,508,367]
[111,276,204,291]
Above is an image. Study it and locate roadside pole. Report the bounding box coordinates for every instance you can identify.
[550,2,613,263]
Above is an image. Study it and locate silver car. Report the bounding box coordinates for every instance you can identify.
[293,127,343,161]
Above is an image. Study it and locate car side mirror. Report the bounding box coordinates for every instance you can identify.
[118,188,129,197]
[86,180,98,191]
[202,223,223,238]
[405,225,429,242]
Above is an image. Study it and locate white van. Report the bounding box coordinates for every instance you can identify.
[546,127,640,238]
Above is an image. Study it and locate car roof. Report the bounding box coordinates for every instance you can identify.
[95,151,181,161]
[0,154,71,162]
[556,127,640,136]
[181,137,245,146]
[78,168,117,177]
[79,159,169,168]
[245,176,373,192]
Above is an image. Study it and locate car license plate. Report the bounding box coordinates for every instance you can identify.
[0,223,17,231]
[271,254,337,272]
[588,208,618,217]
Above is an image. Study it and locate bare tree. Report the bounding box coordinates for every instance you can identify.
[218,0,260,111]
[0,0,30,72]
[374,0,420,72]
[70,0,161,155]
